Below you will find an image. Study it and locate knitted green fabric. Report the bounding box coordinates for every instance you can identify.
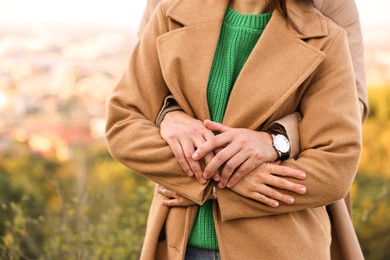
[187,8,271,250]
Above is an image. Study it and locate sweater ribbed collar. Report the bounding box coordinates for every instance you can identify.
[166,0,328,39]
[223,7,272,30]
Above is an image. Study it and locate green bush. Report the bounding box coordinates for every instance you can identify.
[0,142,153,259]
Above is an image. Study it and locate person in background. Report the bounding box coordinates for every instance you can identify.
[106,0,363,258]
[140,0,367,259]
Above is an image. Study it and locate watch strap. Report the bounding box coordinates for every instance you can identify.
[267,125,291,161]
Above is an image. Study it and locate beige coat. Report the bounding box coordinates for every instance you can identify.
[106,0,362,259]
[139,0,367,259]
[139,0,368,121]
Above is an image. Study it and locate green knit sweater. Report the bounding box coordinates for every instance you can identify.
[187,8,271,250]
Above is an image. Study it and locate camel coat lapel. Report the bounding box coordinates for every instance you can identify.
[223,7,326,129]
[156,0,228,121]
[157,0,326,130]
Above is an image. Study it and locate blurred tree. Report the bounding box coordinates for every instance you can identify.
[0,142,153,259]
[353,174,390,260]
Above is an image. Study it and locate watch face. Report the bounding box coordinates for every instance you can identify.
[274,134,290,153]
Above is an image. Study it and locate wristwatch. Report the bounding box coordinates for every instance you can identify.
[270,133,291,161]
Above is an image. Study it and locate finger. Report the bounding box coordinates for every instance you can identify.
[180,138,206,183]
[202,131,217,168]
[162,199,182,207]
[157,186,177,198]
[201,131,221,181]
[193,135,215,171]
[212,147,223,181]
[169,139,194,177]
[203,119,230,133]
[193,133,231,161]
[192,139,218,161]
[204,145,240,181]
[218,152,247,188]
[203,151,217,178]
[251,192,280,208]
[226,158,258,188]
[266,173,307,195]
[192,129,234,160]
[266,163,306,180]
[261,185,296,205]
[202,151,215,168]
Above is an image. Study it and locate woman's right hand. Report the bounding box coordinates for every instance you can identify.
[230,162,307,207]
[160,110,217,184]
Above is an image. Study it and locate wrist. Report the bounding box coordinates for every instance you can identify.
[160,110,184,128]
[266,126,291,161]
[257,131,279,162]
[164,109,184,120]
[156,96,183,127]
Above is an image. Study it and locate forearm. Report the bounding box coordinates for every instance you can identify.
[106,5,209,205]
[107,115,210,204]
[217,142,360,221]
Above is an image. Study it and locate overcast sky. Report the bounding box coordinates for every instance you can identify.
[0,0,389,30]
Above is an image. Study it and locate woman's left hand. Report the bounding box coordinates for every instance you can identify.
[193,120,278,188]
[157,186,197,207]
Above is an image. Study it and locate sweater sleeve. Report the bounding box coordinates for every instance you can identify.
[106,4,211,205]
[217,29,362,221]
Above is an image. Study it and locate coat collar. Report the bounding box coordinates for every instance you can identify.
[157,0,327,128]
[166,0,328,39]
[166,0,228,26]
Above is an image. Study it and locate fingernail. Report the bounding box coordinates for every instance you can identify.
[287,197,294,204]
[218,183,225,189]
[192,152,199,160]
[300,186,306,193]
[213,174,220,181]
[188,171,194,177]
[273,202,279,207]
[200,178,207,184]
[203,171,212,179]
[299,173,306,179]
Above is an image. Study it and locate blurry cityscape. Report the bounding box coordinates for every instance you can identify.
[0,27,137,161]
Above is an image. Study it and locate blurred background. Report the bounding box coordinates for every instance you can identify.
[0,0,389,259]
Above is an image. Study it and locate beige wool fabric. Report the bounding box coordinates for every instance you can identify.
[138,0,367,259]
[106,0,363,259]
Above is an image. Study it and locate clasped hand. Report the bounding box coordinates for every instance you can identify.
[159,111,306,208]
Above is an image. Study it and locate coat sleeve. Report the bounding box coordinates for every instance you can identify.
[138,0,162,38]
[266,0,367,161]
[106,4,211,205]
[316,0,368,122]
[217,29,362,221]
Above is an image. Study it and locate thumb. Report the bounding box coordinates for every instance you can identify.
[204,119,230,133]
